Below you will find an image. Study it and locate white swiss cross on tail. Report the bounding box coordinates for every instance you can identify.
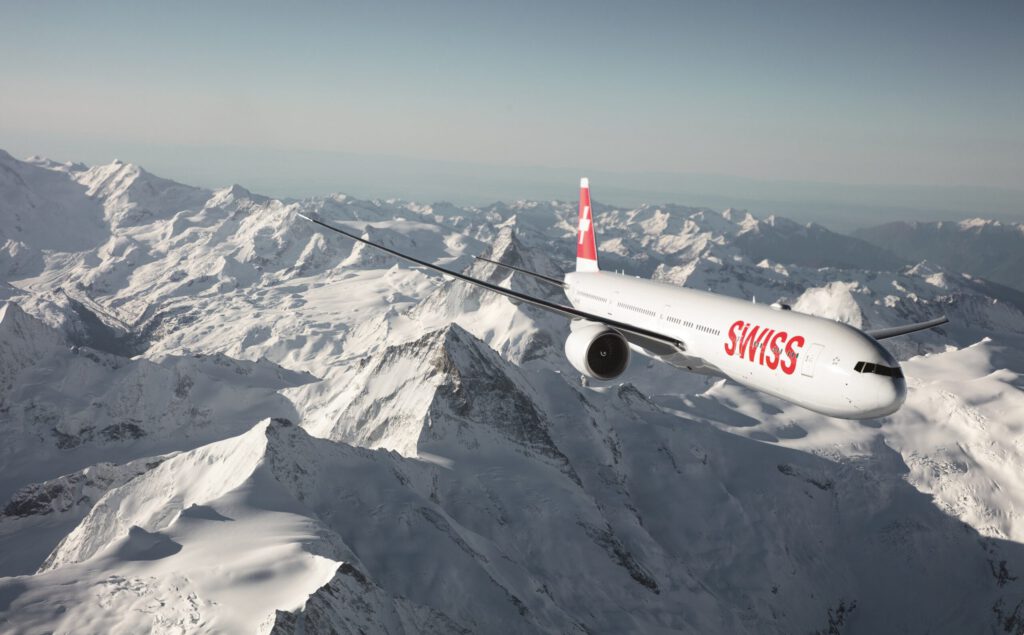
[578,206,591,244]
[576,177,599,272]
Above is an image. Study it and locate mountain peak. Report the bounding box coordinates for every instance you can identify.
[474,226,527,281]
[0,301,63,347]
[0,300,24,324]
[905,259,943,277]
[958,217,1001,230]
[73,159,211,228]
[307,323,567,464]
[225,183,252,198]
[208,183,268,207]
[720,208,755,225]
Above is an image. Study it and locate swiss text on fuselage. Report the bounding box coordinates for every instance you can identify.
[724,320,805,375]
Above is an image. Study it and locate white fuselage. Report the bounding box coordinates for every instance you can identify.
[564,271,906,419]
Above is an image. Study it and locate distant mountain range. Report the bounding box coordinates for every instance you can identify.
[854,219,1024,293]
[12,144,1022,232]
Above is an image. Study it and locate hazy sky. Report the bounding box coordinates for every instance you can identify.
[1,0,1021,212]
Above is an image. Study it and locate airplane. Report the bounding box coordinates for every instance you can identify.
[298,178,948,420]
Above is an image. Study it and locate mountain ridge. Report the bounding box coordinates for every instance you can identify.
[854,219,1024,293]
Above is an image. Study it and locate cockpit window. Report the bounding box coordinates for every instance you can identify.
[854,361,904,378]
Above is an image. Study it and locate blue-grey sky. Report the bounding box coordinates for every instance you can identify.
[1,0,1021,223]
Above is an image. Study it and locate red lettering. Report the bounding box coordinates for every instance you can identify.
[757,329,775,365]
[766,331,788,370]
[781,335,805,375]
[724,319,805,375]
[738,325,762,360]
[724,320,744,356]
[749,328,772,362]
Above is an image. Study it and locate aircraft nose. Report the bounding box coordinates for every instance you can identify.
[874,377,907,416]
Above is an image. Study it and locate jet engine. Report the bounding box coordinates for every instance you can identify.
[564,323,630,380]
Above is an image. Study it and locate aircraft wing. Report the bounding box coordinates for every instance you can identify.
[297,214,685,354]
[474,255,565,288]
[867,315,949,340]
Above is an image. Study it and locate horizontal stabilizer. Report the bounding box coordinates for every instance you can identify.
[867,315,949,340]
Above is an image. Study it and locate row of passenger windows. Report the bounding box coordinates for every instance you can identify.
[691,323,721,336]
[618,302,656,318]
[854,361,904,378]
[578,292,720,336]
[682,319,720,336]
[617,302,721,336]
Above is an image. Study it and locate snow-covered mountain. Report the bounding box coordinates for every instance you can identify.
[854,218,1024,293]
[1,150,1023,633]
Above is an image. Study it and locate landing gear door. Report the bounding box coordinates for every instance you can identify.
[801,343,825,378]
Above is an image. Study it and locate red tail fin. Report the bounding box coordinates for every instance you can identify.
[576,177,599,272]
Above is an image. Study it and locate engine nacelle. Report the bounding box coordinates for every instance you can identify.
[564,324,630,380]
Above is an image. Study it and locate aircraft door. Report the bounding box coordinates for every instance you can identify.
[801,343,825,378]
